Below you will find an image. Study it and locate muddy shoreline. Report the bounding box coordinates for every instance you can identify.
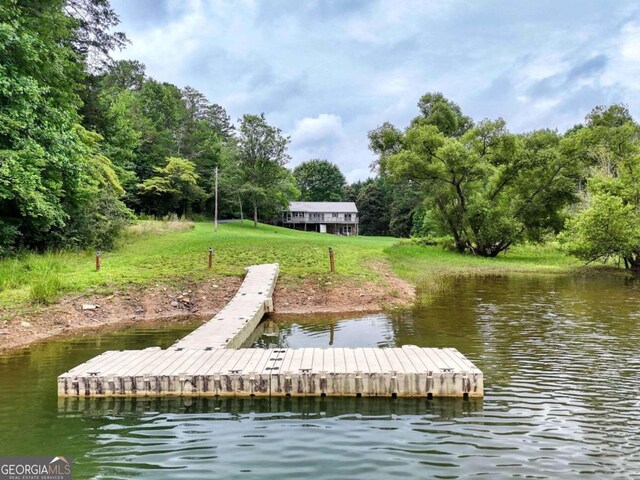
[0,269,414,352]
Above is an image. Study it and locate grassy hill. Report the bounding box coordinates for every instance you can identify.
[0,220,585,310]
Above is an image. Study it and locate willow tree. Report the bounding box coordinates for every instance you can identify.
[381,96,581,256]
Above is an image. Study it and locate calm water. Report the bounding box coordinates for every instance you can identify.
[1,275,640,479]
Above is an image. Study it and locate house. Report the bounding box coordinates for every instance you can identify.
[282,201,359,235]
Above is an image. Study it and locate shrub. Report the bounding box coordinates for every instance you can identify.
[29,275,64,304]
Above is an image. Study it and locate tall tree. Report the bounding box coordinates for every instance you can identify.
[237,114,296,227]
[412,92,474,137]
[382,96,581,256]
[559,105,640,270]
[64,0,128,70]
[138,157,205,216]
[293,159,347,201]
[354,178,390,236]
[1,0,85,253]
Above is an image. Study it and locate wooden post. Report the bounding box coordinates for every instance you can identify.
[96,250,101,271]
[328,247,335,273]
[208,247,214,269]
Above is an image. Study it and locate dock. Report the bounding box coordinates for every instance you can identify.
[58,263,484,399]
[172,263,279,350]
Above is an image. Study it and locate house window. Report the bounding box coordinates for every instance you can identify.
[310,213,324,221]
[293,212,304,218]
[332,213,338,218]
[345,213,352,221]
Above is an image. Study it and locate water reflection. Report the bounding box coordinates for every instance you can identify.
[1,273,640,479]
[58,396,484,419]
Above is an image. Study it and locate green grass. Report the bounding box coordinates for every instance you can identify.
[386,241,583,285]
[0,220,594,309]
[0,221,397,307]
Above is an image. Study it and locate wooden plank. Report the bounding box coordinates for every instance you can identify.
[372,349,393,373]
[184,349,225,375]
[168,350,208,376]
[299,348,315,372]
[127,349,169,377]
[172,263,279,350]
[333,348,346,373]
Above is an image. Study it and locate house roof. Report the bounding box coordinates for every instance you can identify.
[288,201,358,213]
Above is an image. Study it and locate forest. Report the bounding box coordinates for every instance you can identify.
[1,0,639,269]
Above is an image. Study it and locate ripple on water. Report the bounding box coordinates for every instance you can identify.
[1,275,640,478]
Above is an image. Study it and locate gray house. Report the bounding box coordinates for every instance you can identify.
[282,201,359,235]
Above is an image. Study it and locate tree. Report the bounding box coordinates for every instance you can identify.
[381,97,581,256]
[559,105,640,270]
[560,194,640,268]
[413,92,474,137]
[178,86,226,182]
[138,157,205,216]
[64,0,128,70]
[1,0,84,253]
[63,126,133,249]
[354,178,390,236]
[237,114,296,227]
[293,159,346,201]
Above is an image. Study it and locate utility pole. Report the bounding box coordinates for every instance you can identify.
[214,166,218,232]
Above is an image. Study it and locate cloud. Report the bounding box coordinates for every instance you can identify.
[110,0,640,180]
[291,114,344,147]
[602,21,640,92]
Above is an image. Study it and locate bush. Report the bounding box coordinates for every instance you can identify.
[29,274,64,304]
[0,221,20,258]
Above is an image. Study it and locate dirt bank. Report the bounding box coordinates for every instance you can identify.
[0,264,414,352]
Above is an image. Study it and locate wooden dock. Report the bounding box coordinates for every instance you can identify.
[58,263,484,399]
[58,346,483,398]
[172,263,279,350]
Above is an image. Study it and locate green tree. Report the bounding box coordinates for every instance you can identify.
[63,126,133,249]
[559,105,640,270]
[0,0,85,253]
[64,0,128,70]
[293,159,346,201]
[354,178,390,236]
[412,92,474,137]
[381,98,581,256]
[135,79,189,180]
[138,157,205,216]
[237,114,297,227]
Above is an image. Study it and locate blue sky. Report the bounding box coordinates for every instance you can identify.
[111,0,640,181]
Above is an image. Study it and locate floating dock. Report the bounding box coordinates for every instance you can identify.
[58,346,482,398]
[171,263,279,350]
[58,263,484,398]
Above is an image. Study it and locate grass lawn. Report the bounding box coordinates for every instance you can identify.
[387,241,584,284]
[0,221,397,307]
[0,220,592,309]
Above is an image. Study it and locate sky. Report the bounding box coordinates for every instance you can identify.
[110,0,640,182]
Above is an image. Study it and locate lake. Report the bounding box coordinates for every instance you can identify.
[1,274,639,479]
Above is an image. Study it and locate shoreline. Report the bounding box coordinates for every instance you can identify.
[0,267,415,353]
[1,254,627,354]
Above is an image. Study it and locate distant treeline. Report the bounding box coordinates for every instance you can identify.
[1,1,639,269]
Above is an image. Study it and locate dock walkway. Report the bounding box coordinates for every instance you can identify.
[58,263,484,398]
[172,263,279,350]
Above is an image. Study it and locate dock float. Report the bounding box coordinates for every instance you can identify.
[58,263,484,399]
